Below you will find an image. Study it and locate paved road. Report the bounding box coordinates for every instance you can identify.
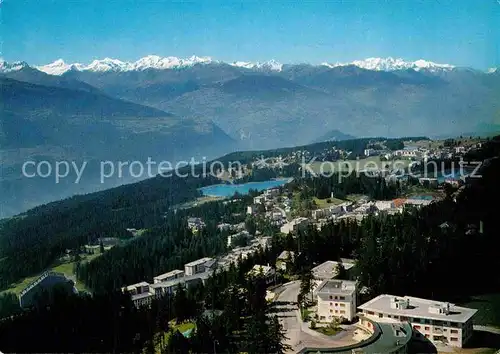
[274,281,354,353]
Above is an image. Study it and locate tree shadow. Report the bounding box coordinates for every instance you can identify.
[465,329,500,350]
[408,337,437,354]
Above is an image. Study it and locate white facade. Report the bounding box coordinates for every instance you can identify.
[358,295,477,348]
[375,200,394,211]
[153,269,184,284]
[121,281,150,295]
[247,205,256,215]
[316,279,358,322]
[184,257,213,276]
[280,217,310,234]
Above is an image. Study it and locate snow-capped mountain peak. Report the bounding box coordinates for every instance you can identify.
[322,57,455,72]
[230,59,283,71]
[33,55,214,75]
[36,59,84,75]
[3,55,459,76]
[0,58,29,73]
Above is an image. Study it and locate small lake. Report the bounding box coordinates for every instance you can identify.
[199,178,292,197]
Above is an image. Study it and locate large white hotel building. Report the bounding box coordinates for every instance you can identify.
[358,294,477,348]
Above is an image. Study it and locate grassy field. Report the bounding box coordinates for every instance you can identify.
[309,156,412,174]
[174,196,224,210]
[0,252,102,295]
[313,197,345,208]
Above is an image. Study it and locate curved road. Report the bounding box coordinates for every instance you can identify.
[274,280,356,353]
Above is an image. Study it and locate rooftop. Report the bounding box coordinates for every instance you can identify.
[184,257,213,267]
[131,292,154,302]
[122,281,150,291]
[316,279,357,295]
[150,272,211,289]
[312,260,356,279]
[154,269,184,281]
[358,294,477,323]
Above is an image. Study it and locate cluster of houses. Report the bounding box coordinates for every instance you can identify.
[366,140,481,162]
[300,259,477,349]
[247,188,290,227]
[304,197,433,229]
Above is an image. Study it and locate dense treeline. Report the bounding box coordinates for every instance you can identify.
[76,196,253,292]
[0,247,288,354]
[287,173,402,200]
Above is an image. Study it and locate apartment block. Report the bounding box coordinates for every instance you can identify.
[121,281,150,295]
[184,257,213,276]
[153,269,184,284]
[316,279,358,322]
[358,294,477,348]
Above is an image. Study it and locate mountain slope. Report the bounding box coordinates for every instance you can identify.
[0,77,235,217]
[1,67,100,93]
[314,129,356,143]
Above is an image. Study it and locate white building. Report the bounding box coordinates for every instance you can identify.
[312,208,331,220]
[153,269,184,284]
[375,200,394,211]
[358,294,477,348]
[264,188,280,198]
[364,148,376,157]
[315,279,358,322]
[121,281,150,295]
[254,196,265,204]
[280,217,310,234]
[184,257,213,276]
[312,260,356,280]
[247,205,257,215]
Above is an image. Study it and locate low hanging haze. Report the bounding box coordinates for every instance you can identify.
[2,0,499,69]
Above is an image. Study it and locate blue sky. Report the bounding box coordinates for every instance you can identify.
[2,0,499,69]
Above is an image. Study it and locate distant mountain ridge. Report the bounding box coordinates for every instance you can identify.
[3,55,495,76]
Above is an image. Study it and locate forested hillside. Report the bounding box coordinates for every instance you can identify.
[0,172,219,289]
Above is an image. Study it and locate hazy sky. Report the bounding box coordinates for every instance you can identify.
[2,0,499,69]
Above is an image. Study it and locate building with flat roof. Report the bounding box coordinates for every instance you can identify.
[280,217,310,234]
[121,281,150,295]
[153,269,184,284]
[184,257,213,276]
[312,260,356,280]
[358,294,477,347]
[315,279,358,322]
